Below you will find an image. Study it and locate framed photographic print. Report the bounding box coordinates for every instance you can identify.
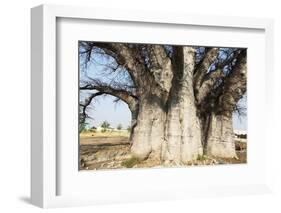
[31,4,274,208]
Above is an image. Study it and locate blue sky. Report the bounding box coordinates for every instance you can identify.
[84,95,132,129]
[80,45,247,130]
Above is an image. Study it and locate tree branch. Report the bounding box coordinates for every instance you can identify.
[217,50,247,115]
[147,45,173,93]
[80,81,138,112]
[80,42,145,88]
[193,48,219,94]
[79,91,104,126]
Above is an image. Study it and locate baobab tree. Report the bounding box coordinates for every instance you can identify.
[79,41,247,164]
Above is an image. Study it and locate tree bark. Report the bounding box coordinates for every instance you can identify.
[162,47,203,163]
[130,96,166,160]
[205,113,237,158]
[131,47,203,163]
[203,50,246,158]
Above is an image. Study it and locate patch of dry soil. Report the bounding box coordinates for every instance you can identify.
[79,136,247,170]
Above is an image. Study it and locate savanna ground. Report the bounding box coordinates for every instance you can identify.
[79,131,247,170]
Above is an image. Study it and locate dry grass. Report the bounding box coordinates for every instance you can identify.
[80,131,130,138]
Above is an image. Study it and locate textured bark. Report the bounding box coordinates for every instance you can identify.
[162,47,203,163]
[201,50,247,158]
[130,97,166,160]
[196,68,224,104]
[131,47,203,163]
[148,45,173,93]
[205,113,237,158]
[194,48,219,95]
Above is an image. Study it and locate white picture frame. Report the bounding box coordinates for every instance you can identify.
[31,4,274,208]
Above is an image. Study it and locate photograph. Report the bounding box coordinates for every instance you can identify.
[79,42,247,170]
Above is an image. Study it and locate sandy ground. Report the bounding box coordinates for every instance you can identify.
[79,135,247,171]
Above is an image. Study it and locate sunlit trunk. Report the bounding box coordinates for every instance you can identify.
[162,91,203,163]
[129,47,241,163]
[162,47,203,163]
[205,113,237,158]
[130,97,166,160]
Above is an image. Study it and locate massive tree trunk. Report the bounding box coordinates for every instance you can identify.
[131,47,203,163]
[205,113,237,158]
[162,89,202,163]
[130,96,166,160]
[130,47,246,163]
[162,47,203,164]
[204,50,247,158]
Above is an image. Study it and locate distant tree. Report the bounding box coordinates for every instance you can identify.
[89,126,96,133]
[101,120,110,132]
[117,123,122,130]
[127,125,131,132]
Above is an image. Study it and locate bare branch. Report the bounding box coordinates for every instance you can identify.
[234,103,247,118]
[217,50,247,115]
[79,91,104,126]
[80,42,146,88]
[80,80,138,112]
[217,49,241,69]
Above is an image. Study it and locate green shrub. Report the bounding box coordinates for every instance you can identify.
[121,157,141,168]
[197,155,207,161]
[117,123,122,130]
